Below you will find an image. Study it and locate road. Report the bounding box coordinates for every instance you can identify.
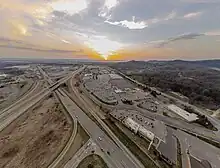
[113,68,220,143]
[38,66,82,168]
[39,66,144,168]
[48,94,78,168]
[64,139,109,168]
[0,81,40,115]
[64,139,96,168]
[38,65,145,168]
[57,90,123,168]
[67,76,144,168]
[1,66,145,168]
[40,65,145,168]
[134,105,220,140]
[174,129,220,168]
[88,66,220,167]
[158,89,220,135]
[0,72,74,132]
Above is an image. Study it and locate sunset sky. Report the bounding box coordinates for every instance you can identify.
[0,0,220,60]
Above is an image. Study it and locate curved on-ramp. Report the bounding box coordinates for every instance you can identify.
[38,67,83,168]
[47,90,78,168]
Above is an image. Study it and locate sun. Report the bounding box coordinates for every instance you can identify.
[101,55,108,60]
[83,36,124,60]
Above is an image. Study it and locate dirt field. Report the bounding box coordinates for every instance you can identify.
[0,97,72,168]
[0,80,34,110]
[77,154,108,168]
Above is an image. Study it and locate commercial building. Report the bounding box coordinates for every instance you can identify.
[123,117,155,141]
[109,73,123,79]
[168,104,199,122]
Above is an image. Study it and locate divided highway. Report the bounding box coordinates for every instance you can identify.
[0,73,74,132]
[68,75,144,168]
[38,66,82,168]
[39,66,144,168]
[0,81,40,115]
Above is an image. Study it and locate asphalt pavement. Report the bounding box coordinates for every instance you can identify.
[175,129,220,168]
[60,88,144,168]
[39,66,144,168]
[0,72,74,132]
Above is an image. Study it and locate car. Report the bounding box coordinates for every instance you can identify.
[107,151,110,155]
[87,142,91,147]
[98,137,102,141]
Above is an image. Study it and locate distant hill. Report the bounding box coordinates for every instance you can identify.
[0,58,95,68]
[110,59,220,110]
[191,60,220,68]
[1,58,220,68]
[115,59,220,68]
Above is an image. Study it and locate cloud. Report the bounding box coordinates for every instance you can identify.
[104,0,119,10]
[0,36,84,55]
[180,0,220,4]
[164,11,177,21]
[76,32,127,59]
[183,12,202,19]
[105,11,177,30]
[149,11,177,24]
[61,39,71,44]
[9,19,32,37]
[149,30,220,48]
[0,0,89,39]
[204,30,220,36]
[105,16,148,29]
[99,0,119,18]
[0,45,81,53]
[0,37,82,53]
[50,0,88,15]
[0,0,220,60]
[146,33,203,47]
[168,33,203,41]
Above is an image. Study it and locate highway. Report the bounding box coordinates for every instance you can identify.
[113,68,220,143]
[83,66,220,167]
[0,80,40,115]
[5,64,219,168]
[68,76,144,168]
[108,66,220,167]
[64,139,98,168]
[2,64,219,168]
[0,72,74,132]
[64,138,116,168]
[38,66,81,168]
[38,66,144,168]
[57,91,123,168]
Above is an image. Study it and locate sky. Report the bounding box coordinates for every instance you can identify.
[0,0,220,60]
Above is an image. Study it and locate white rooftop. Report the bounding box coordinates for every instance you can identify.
[109,74,123,79]
[168,104,199,122]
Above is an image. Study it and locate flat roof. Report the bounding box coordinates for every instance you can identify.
[168,104,199,122]
[109,73,123,79]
